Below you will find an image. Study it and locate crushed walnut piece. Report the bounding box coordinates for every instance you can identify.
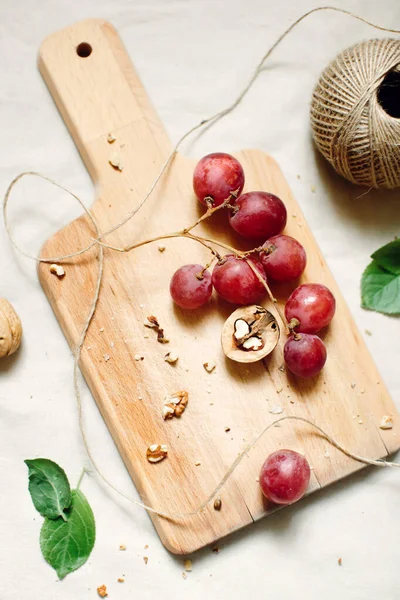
[144,315,159,328]
[162,404,175,419]
[97,585,108,598]
[109,151,123,171]
[203,360,216,373]
[143,556,148,565]
[144,315,169,343]
[117,577,125,583]
[157,328,169,343]
[119,544,126,551]
[107,132,116,143]
[163,390,188,419]
[49,264,65,278]
[379,415,394,430]
[164,351,179,364]
[146,444,168,463]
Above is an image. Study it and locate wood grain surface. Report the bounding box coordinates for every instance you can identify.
[37,19,400,554]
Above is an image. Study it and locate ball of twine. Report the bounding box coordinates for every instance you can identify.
[310,38,400,189]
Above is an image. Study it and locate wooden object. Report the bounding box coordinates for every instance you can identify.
[38,20,400,554]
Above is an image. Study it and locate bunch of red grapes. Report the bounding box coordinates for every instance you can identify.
[170,152,336,379]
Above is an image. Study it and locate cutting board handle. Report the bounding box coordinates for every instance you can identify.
[38,19,172,185]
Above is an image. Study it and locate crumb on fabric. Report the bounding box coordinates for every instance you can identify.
[184,559,192,572]
[97,585,108,598]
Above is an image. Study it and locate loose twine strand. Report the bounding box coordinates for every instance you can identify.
[4,6,400,520]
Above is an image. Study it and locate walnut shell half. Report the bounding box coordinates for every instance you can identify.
[0,298,22,358]
[221,305,279,363]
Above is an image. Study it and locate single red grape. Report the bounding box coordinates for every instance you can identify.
[170,264,212,309]
[285,283,336,333]
[260,449,311,505]
[284,333,327,378]
[260,235,306,282]
[193,153,245,207]
[229,191,287,241]
[212,254,267,305]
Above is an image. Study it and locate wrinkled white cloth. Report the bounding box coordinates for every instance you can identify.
[1,1,399,599]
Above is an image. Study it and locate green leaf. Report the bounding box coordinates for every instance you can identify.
[371,239,400,275]
[40,489,95,580]
[361,260,400,315]
[25,459,72,520]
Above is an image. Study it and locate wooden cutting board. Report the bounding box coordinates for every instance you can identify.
[37,19,400,554]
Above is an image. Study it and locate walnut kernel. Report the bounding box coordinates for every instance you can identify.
[379,415,394,430]
[146,444,168,463]
[97,585,108,598]
[163,391,188,419]
[49,264,65,278]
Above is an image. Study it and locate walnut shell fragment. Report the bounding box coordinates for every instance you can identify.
[0,298,22,358]
[221,305,279,363]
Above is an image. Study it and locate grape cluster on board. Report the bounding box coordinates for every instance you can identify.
[170,151,334,505]
[170,152,336,381]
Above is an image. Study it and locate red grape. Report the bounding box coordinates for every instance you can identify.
[229,191,287,241]
[170,264,212,309]
[260,449,311,505]
[212,254,267,305]
[285,283,336,333]
[260,235,306,282]
[193,153,245,207]
[284,333,327,378]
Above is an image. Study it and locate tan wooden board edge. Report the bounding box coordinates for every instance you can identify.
[37,19,400,554]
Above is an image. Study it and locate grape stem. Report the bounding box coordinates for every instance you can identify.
[98,231,243,259]
[244,258,289,334]
[183,188,240,234]
[95,201,291,333]
[196,255,218,280]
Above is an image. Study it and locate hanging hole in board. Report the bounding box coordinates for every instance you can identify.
[76,42,92,58]
[377,68,400,119]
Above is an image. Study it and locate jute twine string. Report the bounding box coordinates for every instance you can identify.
[4,7,400,520]
[311,38,400,188]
